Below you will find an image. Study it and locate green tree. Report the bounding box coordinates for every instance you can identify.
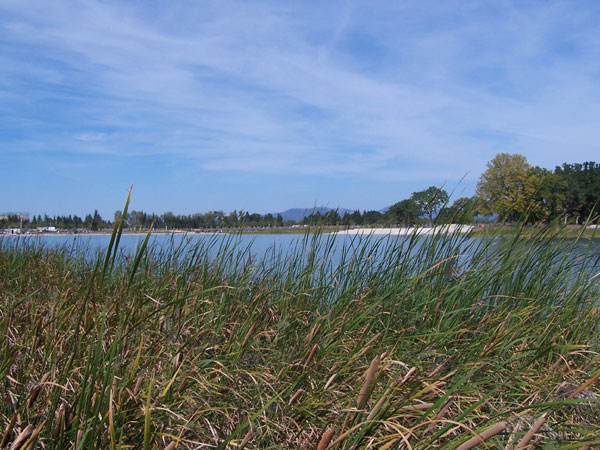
[324,210,340,225]
[384,199,420,226]
[362,210,382,224]
[527,167,567,222]
[263,213,275,227]
[410,186,449,226]
[301,212,319,226]
[476,153,536,222]
[555,162,600,224]
[341,210,363,226]
[91,210,102,231]
[227,210,239,227]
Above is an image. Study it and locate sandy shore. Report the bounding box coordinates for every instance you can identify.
[333,224,474,236]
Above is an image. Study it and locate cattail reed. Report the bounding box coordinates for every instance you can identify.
[456,422,507,450]
[54,404,66,438]
[133,377,144,397]
[289,389,305,406]
[514,414,547,449]
[357,354,381,409]
[305,321,321,345]
[20,421,45,450]
[240,322,257,349]
[27,373,50,409]
[74,429,83,450]
[324,373,337,390]
[303,344,318,370]
[9,425,32,450]
[317,429,334,450]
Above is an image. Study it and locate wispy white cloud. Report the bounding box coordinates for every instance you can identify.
[1,0,599,185]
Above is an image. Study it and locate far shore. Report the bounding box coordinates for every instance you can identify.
[3,223,599,239]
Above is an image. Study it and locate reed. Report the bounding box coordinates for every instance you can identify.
[0,215,599,448]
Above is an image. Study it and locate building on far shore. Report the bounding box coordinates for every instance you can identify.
[37,226,57,232]
[0,212,30,221]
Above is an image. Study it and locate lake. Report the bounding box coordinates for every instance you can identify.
[2,231,599,276]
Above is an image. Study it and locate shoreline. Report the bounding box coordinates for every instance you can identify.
[333,224,474,235]
[3,223,598,239]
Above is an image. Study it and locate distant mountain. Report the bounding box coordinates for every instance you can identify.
[276,207,352,222]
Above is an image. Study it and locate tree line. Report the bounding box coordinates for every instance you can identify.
[383,154,600,226]
[1,210,109,231]
[3,154,598,231]
[381,154,600,226]
[476,154,599,224]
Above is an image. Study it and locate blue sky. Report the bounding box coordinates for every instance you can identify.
[1,1,599,218]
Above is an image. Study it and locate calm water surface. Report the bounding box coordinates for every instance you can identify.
[3,232,599,274]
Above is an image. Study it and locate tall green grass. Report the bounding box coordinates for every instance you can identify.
[1,218,599,448]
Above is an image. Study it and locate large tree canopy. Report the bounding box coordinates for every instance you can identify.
[527,167,567,223]
[384,187,449,226]
[410,186,449,226]
[476,153,536,221]
[384,199,420,226]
